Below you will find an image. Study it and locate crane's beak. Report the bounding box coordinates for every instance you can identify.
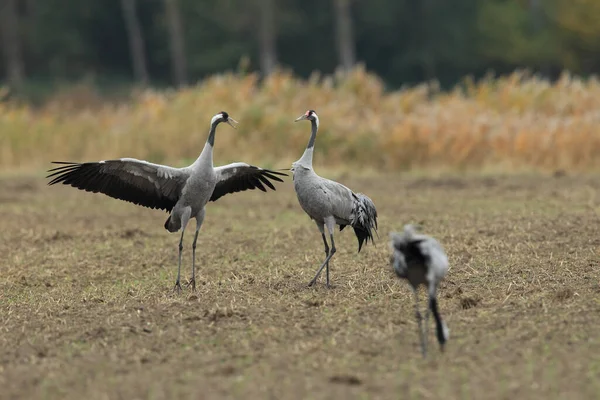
[294,115,307,122]
[226,117,238,129]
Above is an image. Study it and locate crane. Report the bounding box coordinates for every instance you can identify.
[292,109,378,288]
[47,111,287,292]
[389,224,450,357]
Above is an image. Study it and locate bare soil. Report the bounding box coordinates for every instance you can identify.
[1,172,599,399]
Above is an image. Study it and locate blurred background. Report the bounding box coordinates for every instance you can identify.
[1,0,600,172]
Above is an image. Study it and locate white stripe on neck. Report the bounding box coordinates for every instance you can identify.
[211,113,223,125]
[313,114,319,130]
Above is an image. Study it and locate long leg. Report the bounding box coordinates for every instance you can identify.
[308,222,329,287]
[174,207,191,294]
[322,232,330,286]
[308,218,336,288]
[308,241,335,287]
[413,287,427,357]
[423,280,437,352]
[174,230,185,293]
[324,218,337,288]
[429,282,448,351]
[308,222,326,286]
[424,301,430,352]
[188,208,206,291]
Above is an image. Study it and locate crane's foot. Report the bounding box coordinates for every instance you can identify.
[308,280,333,289]
[186,277,196,291]
[173,280,183,294]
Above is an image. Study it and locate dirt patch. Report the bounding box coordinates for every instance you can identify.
[118,228,151,238]
[329,375,362,386]
[460,296,481,309]
[0,174,599,399]
[406,177,469,190]
[553,288,574,302]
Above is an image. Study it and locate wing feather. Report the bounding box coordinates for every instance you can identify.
[258,175,276,190]
[47,159,190,212]
[210,162,287,202]
[317,178,353,222]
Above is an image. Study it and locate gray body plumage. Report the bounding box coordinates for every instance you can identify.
[293,167,352,227]
[47,112,286,292]
[164,149,216,232]
[292,110,378,287]
[390,224,449,357]
[390,225,448,287]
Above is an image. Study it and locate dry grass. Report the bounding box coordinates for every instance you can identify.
[2,68,600,172]
[1,171,599,399]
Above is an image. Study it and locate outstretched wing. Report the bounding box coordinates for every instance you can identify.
[46,158,190,212]
[210,162,287,202]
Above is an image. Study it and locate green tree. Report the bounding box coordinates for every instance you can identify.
[121,0,149,85]
[0,0,24,88]
[476,0,557,69]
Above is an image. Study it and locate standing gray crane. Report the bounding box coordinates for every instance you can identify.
[47,111,287,292]
[292,109,378,288]
[389,224,450,357]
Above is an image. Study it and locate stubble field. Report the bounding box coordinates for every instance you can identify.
[1,170,599,399]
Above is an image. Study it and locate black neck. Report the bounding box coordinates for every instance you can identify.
[429,297,446,345]
[207,122,219,146]
[306,119,318,149]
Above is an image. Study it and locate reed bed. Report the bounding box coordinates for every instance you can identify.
[2,67,600,172]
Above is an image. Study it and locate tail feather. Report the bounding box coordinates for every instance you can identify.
[353,226,370,252]
[350,192,378,252]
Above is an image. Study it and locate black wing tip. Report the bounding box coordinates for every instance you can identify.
[265,176,285,183]
[263,169,288,177]
[254,179,267,192]
[45,160,177,212]
[261,172,286,183]
[258,175,276,190]
[47,161,77,171]
[46,161,84,182]
[46,161,86,178]
[210,166,287,202]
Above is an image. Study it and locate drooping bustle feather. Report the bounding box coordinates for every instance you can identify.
[349,192,378,252]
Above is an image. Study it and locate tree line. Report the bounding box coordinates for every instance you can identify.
[1,0,599,94]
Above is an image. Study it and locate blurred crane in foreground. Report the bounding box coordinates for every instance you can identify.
[292,109,378,288]
[390,224,450,357]
[47,111,287,293]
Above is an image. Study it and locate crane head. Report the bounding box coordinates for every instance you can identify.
[211,111,238,129]
[294,109,318,122]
